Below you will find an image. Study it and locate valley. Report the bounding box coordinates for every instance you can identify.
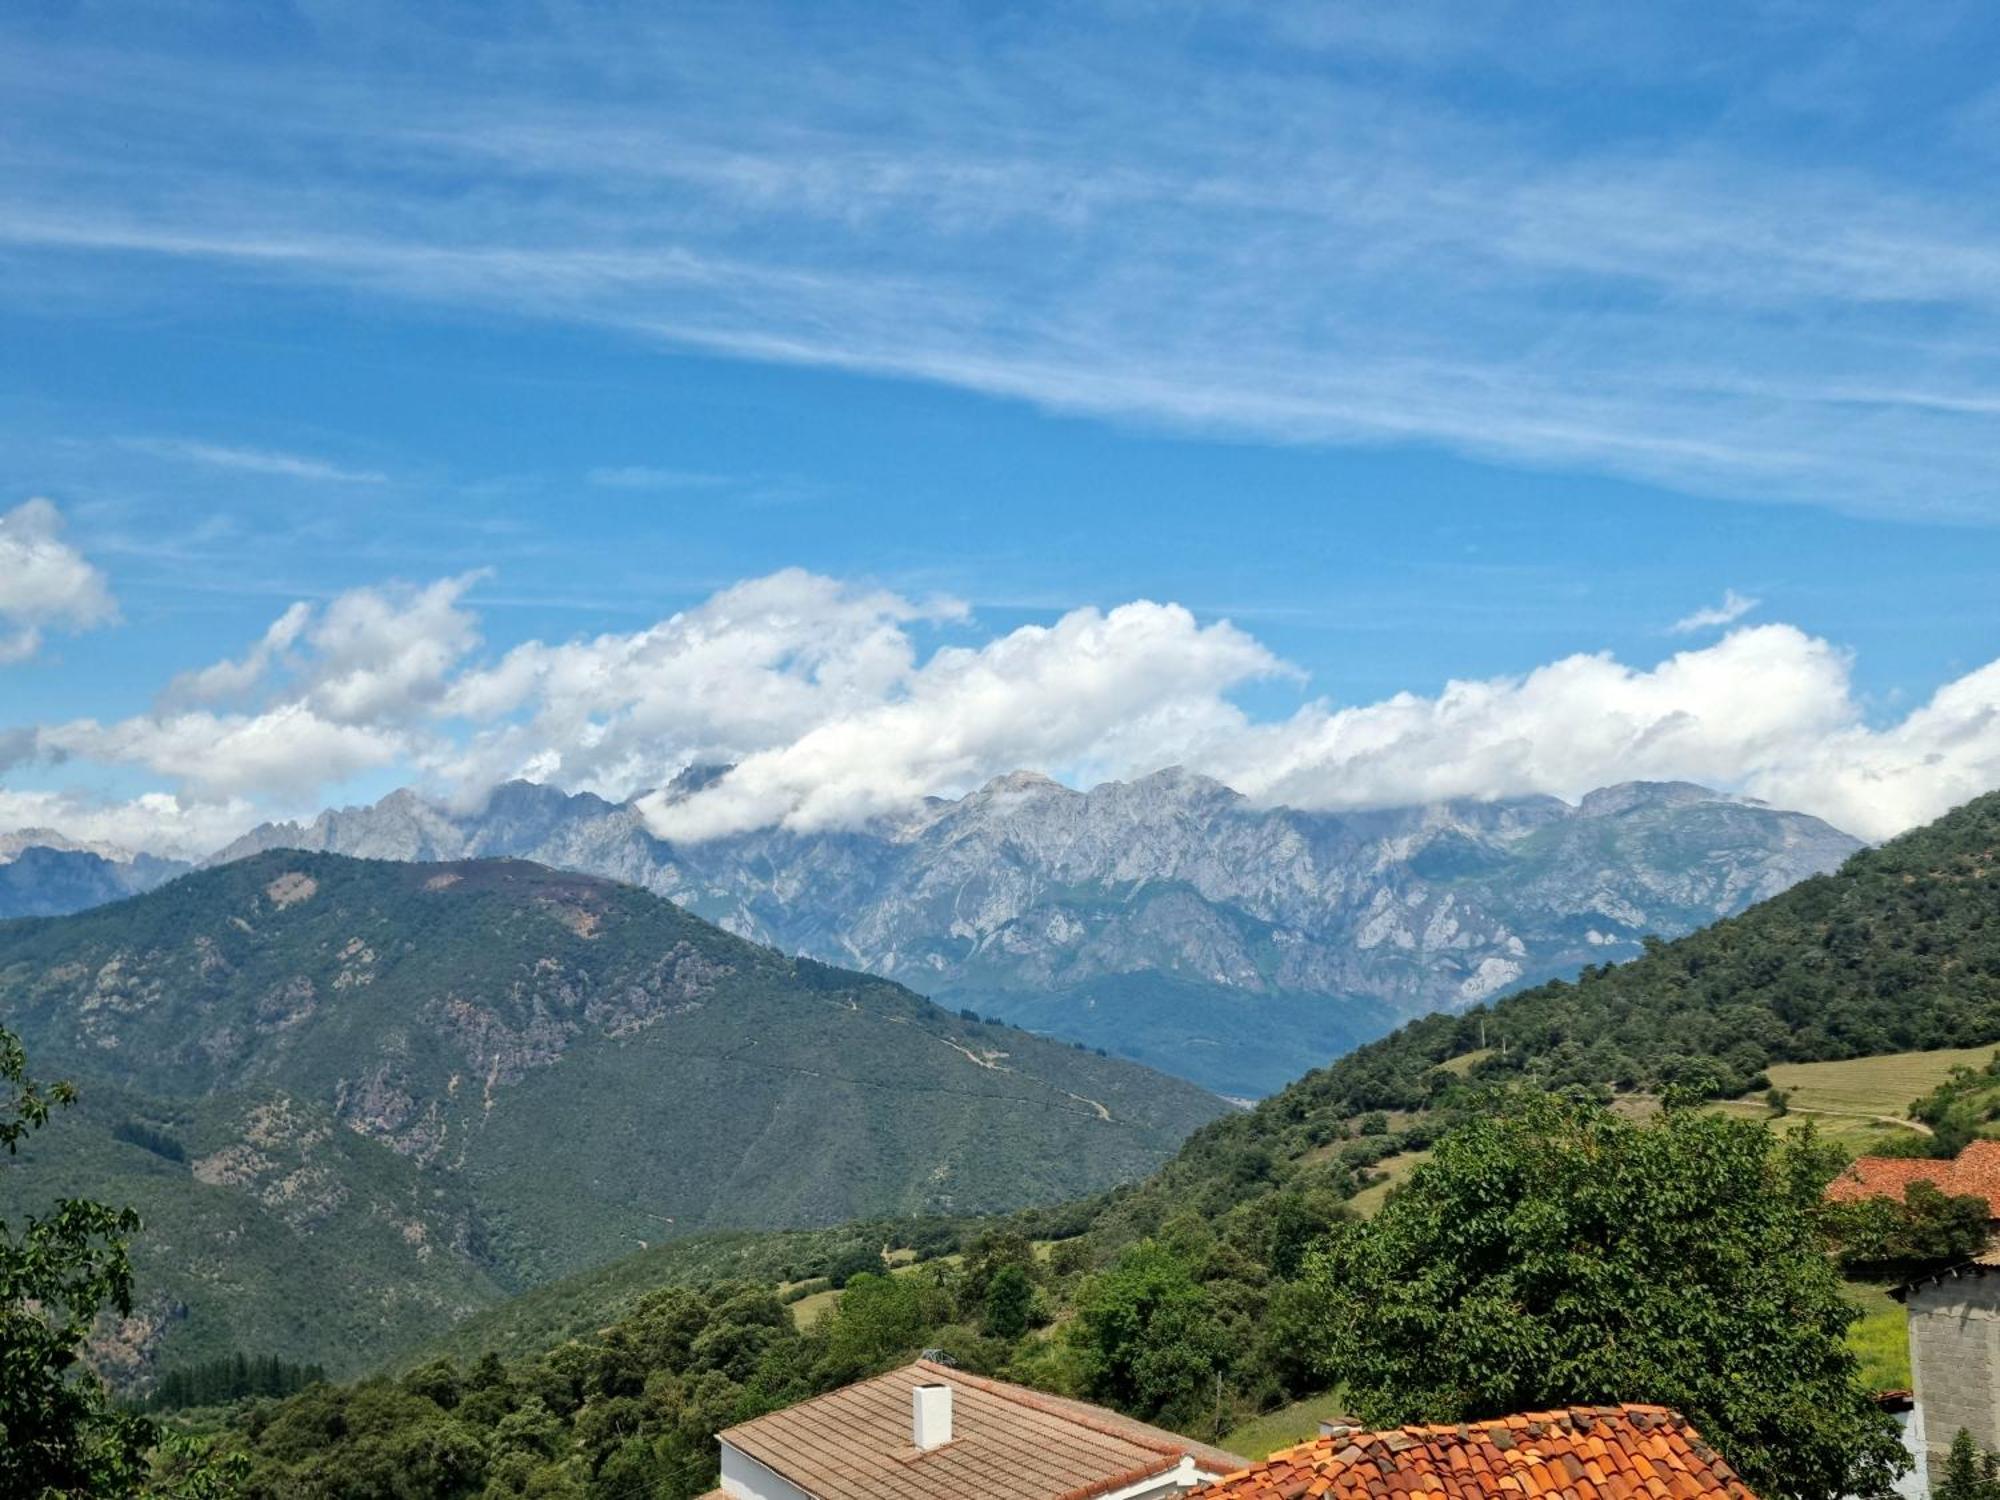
[212,770,1860,1095]
[0,852,1223,1383]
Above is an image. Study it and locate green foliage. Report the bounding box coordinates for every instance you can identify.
[1081,791,2000,1259]
[141,1354,329,1413]
[823,1246,881,1290]
[1822,1180,1994,1279]
[226,795,2000,1481]
[109,1119,187,1164]
[0,1023,243,1497]
[236,1266,970,1500]
[980,1264,1032,1339]
[1071,1240,1231,1433]
[397,1220,978,1370]
[0,851,1224,1382]
[1935,1429,2000,1500]
[1295,1093,1906,1500]
[1911,1052,2000,1156]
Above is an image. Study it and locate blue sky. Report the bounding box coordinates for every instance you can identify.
[2,1,1998,854]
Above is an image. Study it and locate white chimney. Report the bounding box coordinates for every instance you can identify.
[913,1382,953,1451]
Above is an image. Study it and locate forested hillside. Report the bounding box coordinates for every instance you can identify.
[144,792,2000,1498]
[1122,784,2000,1232]
[0,853,1223,1383]
[294,787,2000,1397]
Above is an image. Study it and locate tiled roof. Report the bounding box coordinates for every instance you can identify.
[717,1359,1247,1500]
[1824,1138,2000,1216]
[1191,1405,1758,1500]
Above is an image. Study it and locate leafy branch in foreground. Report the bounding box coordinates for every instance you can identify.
[1,1023,244,1498]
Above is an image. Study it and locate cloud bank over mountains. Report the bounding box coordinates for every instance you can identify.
[3,500,1997,855]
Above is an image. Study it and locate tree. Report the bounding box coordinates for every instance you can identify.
[1294,1092,1906,1500]
[1070,1241,1230,1432]
[983,1264,1035,1339]
[1823,1180,1993,1279]
[1934,1428,2000,1500]
[813,1271,947,1386]
[0,1023,244,1497]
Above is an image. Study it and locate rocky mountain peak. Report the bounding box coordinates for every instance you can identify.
[0,827,135,863]
[1575,781,1730,818]
[963,768,1071,803]
[195,768,1864,1096]
[655,763,737,805]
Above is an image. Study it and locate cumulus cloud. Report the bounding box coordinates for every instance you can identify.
[166,601,313,704]
[1671,589,1760,634]
[438,569,971,794]
[6,567,2000,852]
[633,597,1285,840]
[0,498,117,662]
[301,573,487,724]
[38,706,408,803]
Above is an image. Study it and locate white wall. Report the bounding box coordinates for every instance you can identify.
[719,1442,816,1500]
[1102,1455,1214,1499]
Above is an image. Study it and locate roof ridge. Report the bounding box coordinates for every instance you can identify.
[1265,1405,1698,1464]
[1197,1404,1753,1500]
[913,1359,1185,1460]
[716,1359,930,1440]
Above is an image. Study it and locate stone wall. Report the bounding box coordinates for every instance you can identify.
[1906,1267,2000,1488]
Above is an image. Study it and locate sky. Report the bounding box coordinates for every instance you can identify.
[3,0,1999,856]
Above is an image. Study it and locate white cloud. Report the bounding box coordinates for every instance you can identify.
[301,574,487,724]
[633,597,1285,840]
[7,567,2000,852]
[38,705,407,802]
[0,788,258,863]
[1671,589,1760,634]
[166,601,312,704]
[125,438,388,485]
[6,10,2000,519]
[0,498,117,663]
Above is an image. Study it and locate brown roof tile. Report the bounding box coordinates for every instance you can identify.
[718,1359,1247,1500]
[1190,1408,1757,1500]
[1825,1139,2000,1216]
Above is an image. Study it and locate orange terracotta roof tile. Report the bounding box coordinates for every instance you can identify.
[1191,1407,1757,1500]
[1824,1139,2000,1216]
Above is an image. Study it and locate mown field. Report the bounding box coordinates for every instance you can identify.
[1763,1046,1993,1121]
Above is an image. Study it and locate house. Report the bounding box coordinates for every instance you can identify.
[1830,1139,2000,1496]
[1894,1260,2000,1496]
[699,1357,1247,1500]
[1188,1405,1758,1500]
[1824,1139,2000,1220]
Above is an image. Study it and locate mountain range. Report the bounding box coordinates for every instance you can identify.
[0,851,1223,1384]
[436,784,2000,1379]
[0,830,189,919]
[214,769,1863,1095]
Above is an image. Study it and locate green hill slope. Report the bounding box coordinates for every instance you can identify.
[0,851,1225,1384]
[1088,787,2000,1243]
[243,789,2000,1379]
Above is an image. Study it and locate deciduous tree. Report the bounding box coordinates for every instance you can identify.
[1294,1093,1906,1500]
